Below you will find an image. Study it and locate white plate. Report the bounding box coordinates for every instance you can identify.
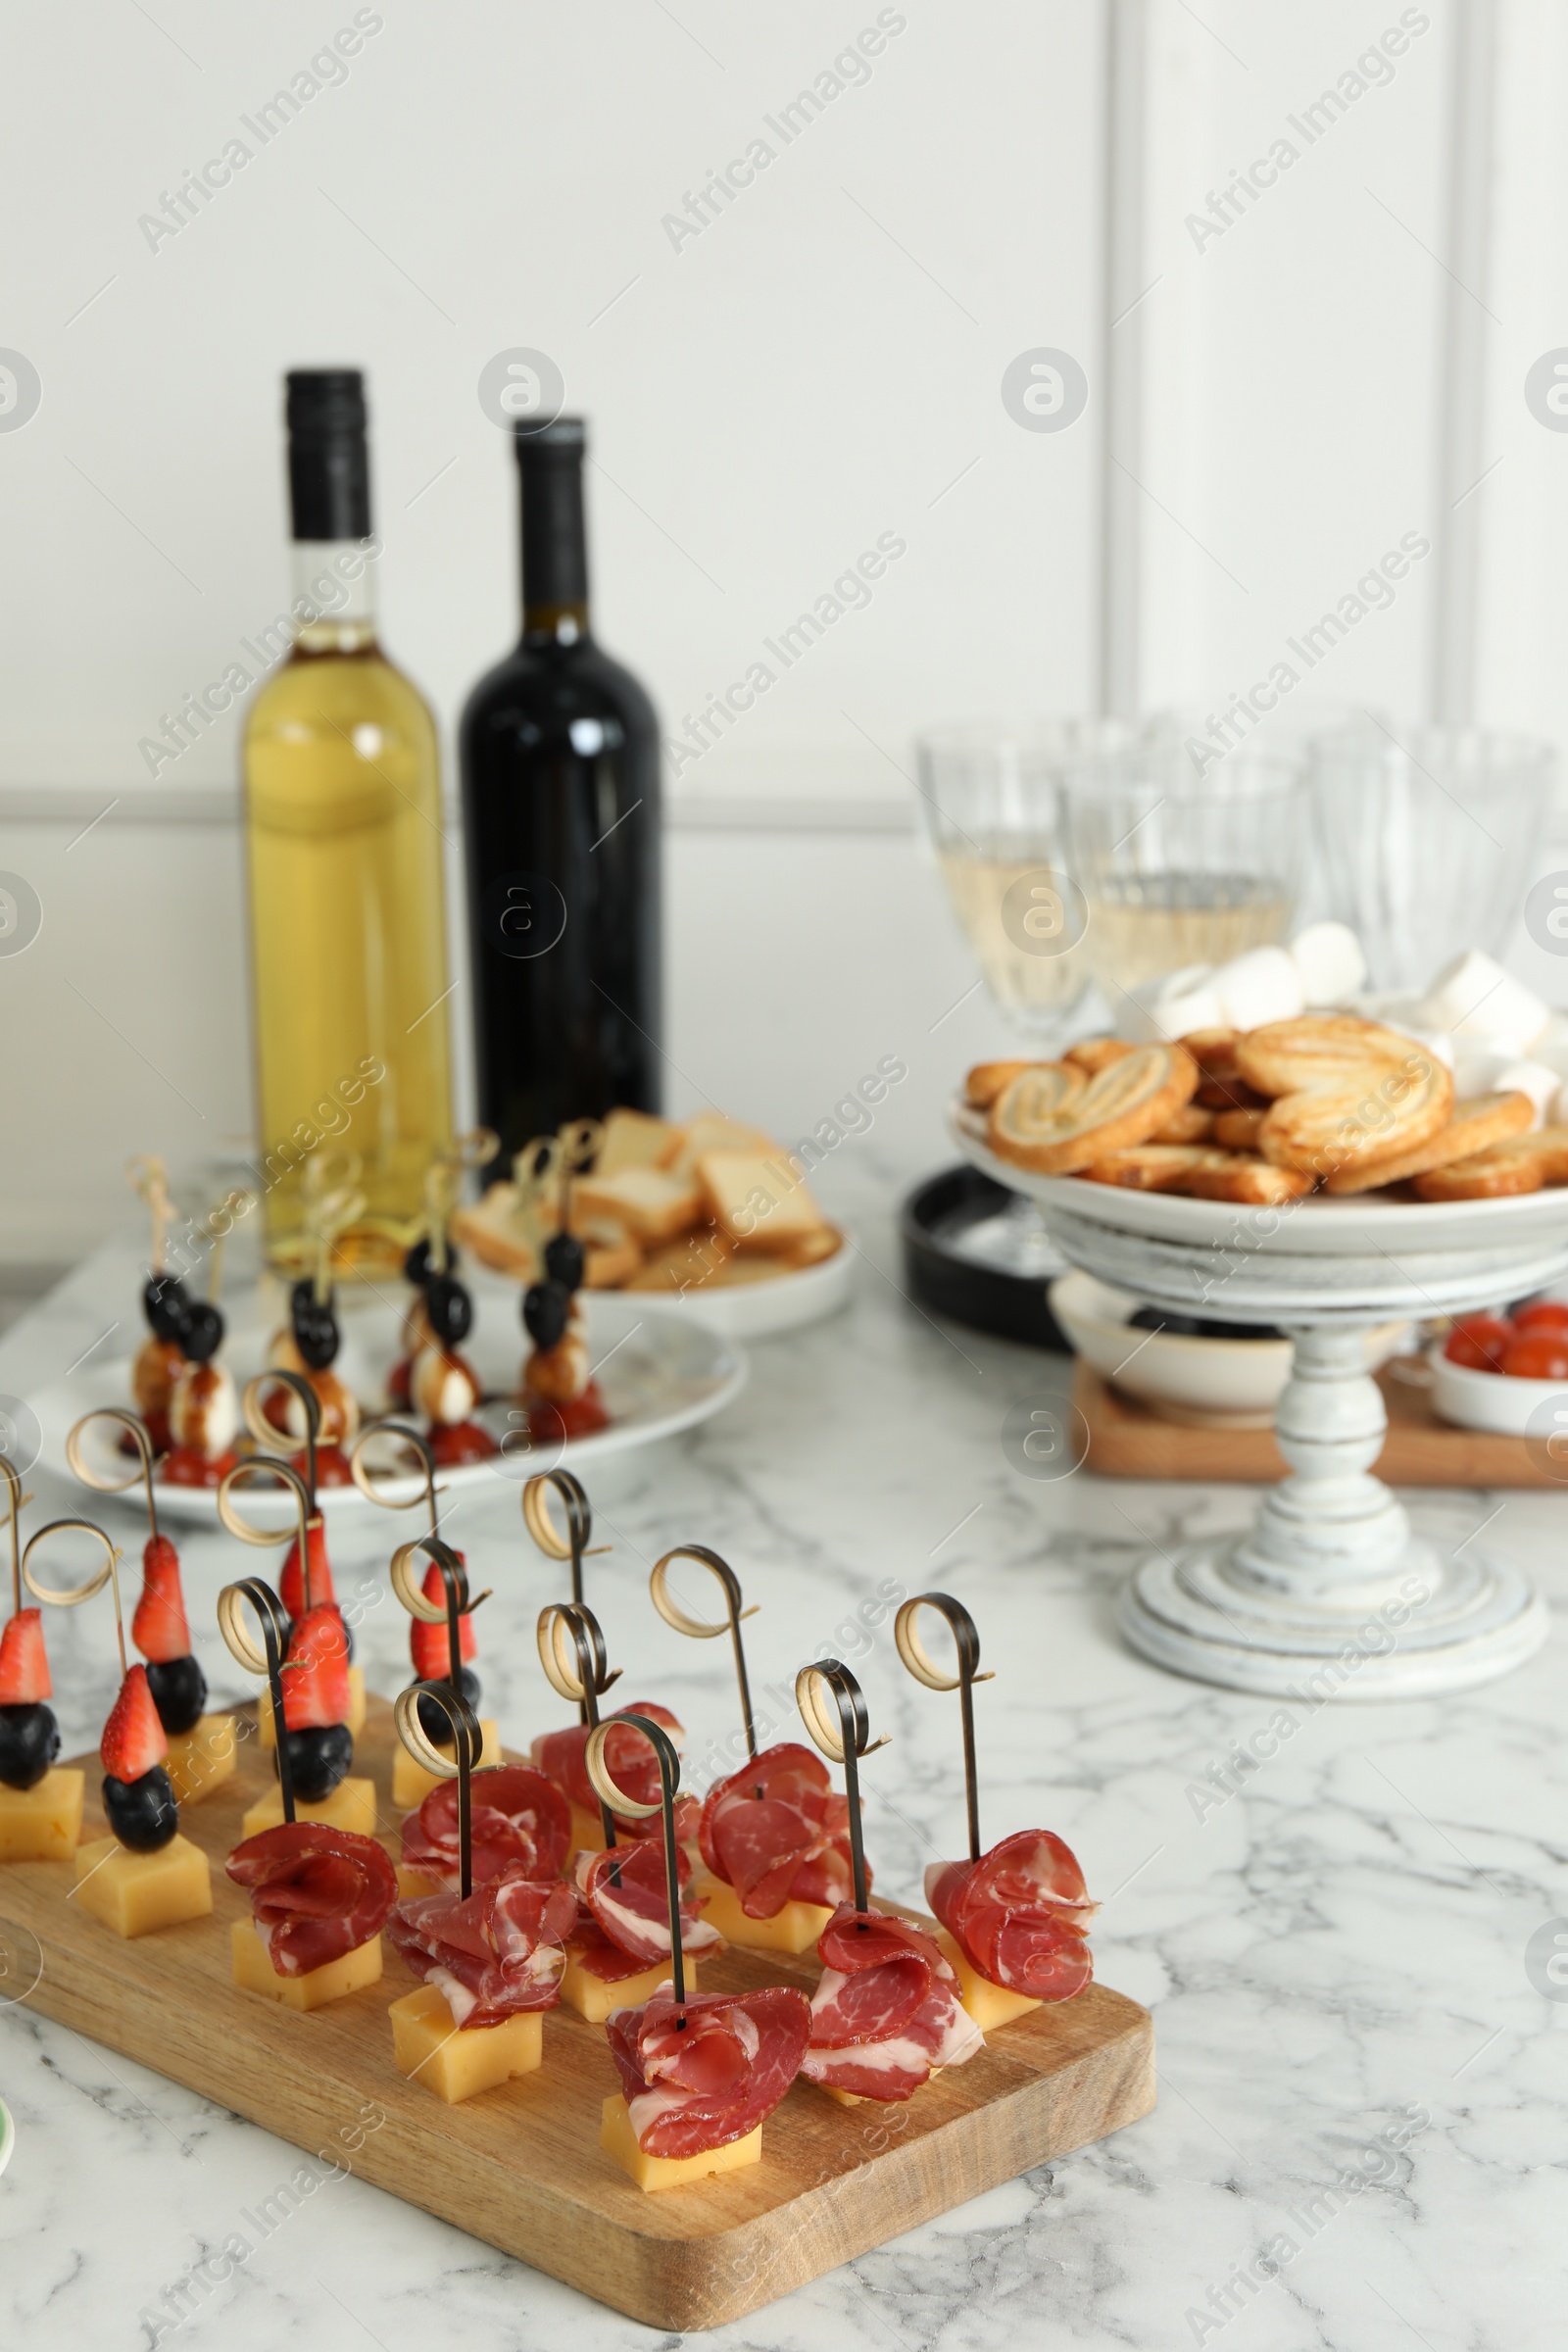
[954,1102,1568,1256]
[612,1235,853,1340]
[1426,1341,1568,1437]
[29,1291,747,1526]
[1050,1269,1409,1419]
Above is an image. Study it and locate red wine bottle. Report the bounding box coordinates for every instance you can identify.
[460,417,662,1159]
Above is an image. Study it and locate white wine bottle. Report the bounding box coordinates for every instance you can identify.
[242,370,453,1275]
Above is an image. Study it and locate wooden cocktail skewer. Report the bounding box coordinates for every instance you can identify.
[350,1419,445,1540]
[2,1453,33,1618]
[218,1455,320,1611]
[243,1369,324,1515]
[126,1156,174,1278]
[218,1578,296,1822]
[649,1545,760,1764]
[524,1472,611,1720]
[894,1592,994,1866]
[584,1707,688,2019]
[537,1598,622,1851]
[794,1659,888,1922]
[66,1408,163,1542]
[23,1518,124,1666]
[393,1676,483,1901]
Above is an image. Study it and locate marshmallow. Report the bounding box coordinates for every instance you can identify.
[1414,951,1548,1056]
[1490,1060,1559,1129]
[1289,920,1366,1006]
[1448,1036,1519,1098]
[1210,946,1305,1031]
[1118,964,1224,1044]
[1528,1009,1568,1082]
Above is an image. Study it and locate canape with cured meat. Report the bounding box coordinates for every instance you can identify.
[697,1741,859,1939]
[228,1820,396,1977]
[389,1869,576,2028]
[925,1831,1096,2004]
[607,1984,811,2162]
[800,1905,983,2103]
[565,1836,719,1996]
[401,1763,570,1894]
[532,1700,699,1848]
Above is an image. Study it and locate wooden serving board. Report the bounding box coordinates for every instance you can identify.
[1074,1360,1560,1486]
[3,1696,1154,2332]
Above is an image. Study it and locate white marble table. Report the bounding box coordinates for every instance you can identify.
[2,1201,1565,2351]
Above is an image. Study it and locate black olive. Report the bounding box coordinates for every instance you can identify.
[544,1232,585,1294]
[277,1721,354,1802]
[0,1701,60,1790]
[103,1765,178,1851]
[404,1237,460,1290]
[424,1274,473,1348]
[180,1299,224,1364]
[146,1653,208,1738]
[413,1667,482,1745]
[142,1274,191,1344]
[522,1279,570,1351]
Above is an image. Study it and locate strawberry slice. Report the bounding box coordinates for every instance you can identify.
[281,1605,350,1733]
[0,1608,51,1705]
[101,1664,170,1780]
[409,1555,476,1679]
[131,1533,191,1664]
[279,1517,335,1620]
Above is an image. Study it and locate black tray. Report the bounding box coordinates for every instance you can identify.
[900,1164,1070,1352]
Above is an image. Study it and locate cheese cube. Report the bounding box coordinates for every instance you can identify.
[241,1777,378,1839]
[73,1833,213,1938]
[258,1666,366,1747]
[396,1864,440,1902]
[933,1925,1043,2030]
[689,1869,830,1955]
[568,1800,609,1855]
[230,1917,381,2010]
[560,1954,695,2024]
[164,1716,237,1806]
[600,2092,761,2191]
[389,1983,543,2100]
[0,1768,84,1861]
[391,1719,501,1812]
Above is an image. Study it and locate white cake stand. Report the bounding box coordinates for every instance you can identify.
[956,1113,1568,1697]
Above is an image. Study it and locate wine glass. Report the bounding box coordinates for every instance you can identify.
[1306,724,1556,991]
[1061,736,1308,1008]
[916,719,1135,1043]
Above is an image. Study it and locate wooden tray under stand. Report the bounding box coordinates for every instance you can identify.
[4,1694,1155,2331]
[1073,1359,1564,1486]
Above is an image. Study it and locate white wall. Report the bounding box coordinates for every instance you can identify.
[3,1,1566,1262]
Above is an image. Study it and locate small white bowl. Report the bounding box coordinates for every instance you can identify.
[1427,1341,1568,1436]
[1050,1269,1410,1426]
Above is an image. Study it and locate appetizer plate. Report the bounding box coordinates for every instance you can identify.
[29,1291,747,1526]
[620,1232,854,1340]
[2,1698,1155,2332]
[1426,1342,1568,1438]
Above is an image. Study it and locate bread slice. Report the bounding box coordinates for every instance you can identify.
[988,1046,1200,1175]
[572,1166,701,1246]
[452,1183,541,1280]
[666,1113,777,1178]
[595,1107,682,1175]
[1325,1091,1536,1195]
[698,1151,827,1250]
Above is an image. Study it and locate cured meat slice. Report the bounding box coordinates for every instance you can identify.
[926,1829,1096,2001]
[606,1984,810,2156]
[402,1763,570,1892]
[227,1822,396,1978]
[697,1740,859,1919]
[574,1839,721,1965]
[531,1701,695,1838]
[388,1869,576,2027]
[801,1904,983,2102]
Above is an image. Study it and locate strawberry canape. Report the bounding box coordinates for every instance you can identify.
[410,1273,496,1466]
[164,1301,239,1488]
[520,1234,609,1445]
[393,1556,503,1809]
[0,1607,59,1794]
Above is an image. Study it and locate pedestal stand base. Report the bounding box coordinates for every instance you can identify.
[1121,1537,1547,1698]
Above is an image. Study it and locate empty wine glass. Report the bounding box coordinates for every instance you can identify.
[1307,724,1556,990]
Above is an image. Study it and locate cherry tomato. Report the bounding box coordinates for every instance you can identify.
[1502,1332,1568,1382]
[1511,1299,1568,1335]
[1444,1316,1513,1373]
